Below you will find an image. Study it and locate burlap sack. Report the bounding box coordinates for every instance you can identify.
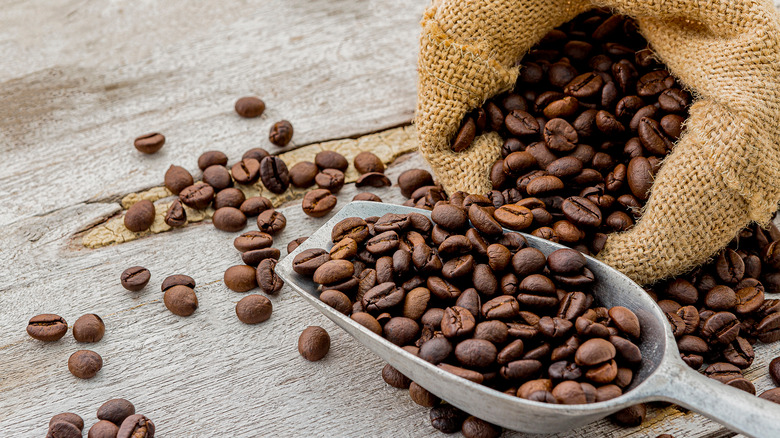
[416,0,780,284]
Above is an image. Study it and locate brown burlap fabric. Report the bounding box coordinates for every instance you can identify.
[416,0,780,284]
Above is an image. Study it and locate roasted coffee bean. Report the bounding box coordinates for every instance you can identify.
[49,413,84,431]
[213,188,246,210]
[723,337,754,369]
[351,312,382,335]
[121,266,151,292]
[88,420,119,438]
[293,248,331,276]
[72,314,105,343]
[564,72,603,98]
[384,317,419,346]
[637,70,674,96]
[124,200,155,232]
[561,196,602,227]
[757,313,780,343]
[289,161,318,188]
[27,314,68,342]
[409,382,440,407]
[259,156,290,193]
[68,350,103,379]
[397,169,434,198]
[302,189,337,218]
[363,282,404,312]
[627,156,653,200]
[224,265,258,292]
[198,151,228,170]
[611,404,646,427]
[461,416,501,438]
[454,339,497,369]
[242,248,281,267]
[494,204,533,230]
[312,151,348,172]
[164,199,187,227]
[701,311,740,344]
[716,249,745,283]
[97,398,135,426]
[234,231,273,252]
[164,285,198,316]
[320,289,352,315]
[575,338,616,366]
[759,388,780,405]
[235,294,273,324]
[356,172,392,188]
[353,192,383,202]
[704,285,737,310]
[298,326,330,361]
[179,182,215,209]
[235,96,265,118]
[47,421,82,438]
[164,165,194,195]
[638,117,674,155]
[133,132,165,154]
[544,118,578,152]
[269,120,294,146]
[240,196,273,217]
[231,158,261,185]
[452,117,477,152]
[161,274,195,291]
[505,110,540,137]
[503,151,537,175]
[257,209,286,234]
[382,363,411,388]
[429,405,467,434]
[315,168,346,192]
[202,164,232,191]
[666,279,698,305]
[212,207,247,232]
[256,258,284,294]
[431,204,468,230]
[353,151,385,174]
[117,414,155,438]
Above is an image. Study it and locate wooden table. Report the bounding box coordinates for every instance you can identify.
[2,1,780,436]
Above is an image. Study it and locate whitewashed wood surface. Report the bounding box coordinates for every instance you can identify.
[2,1,780,437]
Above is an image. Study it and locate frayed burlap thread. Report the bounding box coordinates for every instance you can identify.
[416,0,780,284]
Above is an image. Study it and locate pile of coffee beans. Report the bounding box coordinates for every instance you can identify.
[297,211,646,411]
[26,313,106,380]
[644,223,780,396]
[47,398,154,438]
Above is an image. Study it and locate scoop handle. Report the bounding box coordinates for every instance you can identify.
[650,360,780,438]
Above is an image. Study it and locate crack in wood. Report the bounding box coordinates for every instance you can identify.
[74,125,418,249]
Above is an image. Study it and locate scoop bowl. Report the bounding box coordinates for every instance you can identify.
[277,201,780,436]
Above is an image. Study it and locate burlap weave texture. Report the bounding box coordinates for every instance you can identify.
[416,0,780,284]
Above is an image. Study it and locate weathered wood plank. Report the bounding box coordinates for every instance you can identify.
[1,152,778,437]
[0,0,423,226]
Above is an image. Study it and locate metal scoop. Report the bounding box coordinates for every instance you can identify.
[277,201,780,437]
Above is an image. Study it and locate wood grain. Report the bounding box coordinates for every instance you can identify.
[2,0,780,436]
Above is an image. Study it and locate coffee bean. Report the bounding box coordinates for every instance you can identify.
[224,265,258,292]
[27,314,68,342]
[315,168,346,192]
[231,158,261,184]
[133,132,165,154]
[212,207,247,232]
[97,398,135,426]
[236,294,272,324]
[505,110,540,137]
[256,209,286,234]
[164,165,194,195]
[408,381,440,407]
[117,414,155,438]
[301,189,337,218]
[293,248,331,276]
[638,117,674,155]
[234,231,273,252]
[462,416,501,438]
[72,314,105,343]
[575,338,615,366]
[179,182,215,209]
[637,70,674,96]
[68,350,102,379]
[164,199,187,227]
[452,117,477,152]
[49,413,84,431]
[561,196,602,227]
[163,285,198,316]
[701,311,740,344]
[202,165,232,191]
[124,200,155,232]
[383,317,419,345]
[47,421,82,438]
[353,151,385,174]
[704,285,737,310]
[320,289,352,315]
[259,156,290,194]
[455,339,497,368]
[256,258,284,294]
[234,96,265,118]
[382,363,411,388]
[242,248,281,267]
[609,307,640,338]
[757,312,780,343]
[429,405,467,434]
[353,192,382,202]
[355,172,392,188]
[88,420,119,438]
[544,118,578,152]
[269,120,294,146]
[564,72,603,98]
[287,161,317,188]
[214,188,246,213]
[197,150,228,170]
[243,147,272,162]
[121,266,151,292]
[494,204,533,230]
[161,274,195,292]
[611,404,646,427]
[397,169,434,198]
[298,326,330,361]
